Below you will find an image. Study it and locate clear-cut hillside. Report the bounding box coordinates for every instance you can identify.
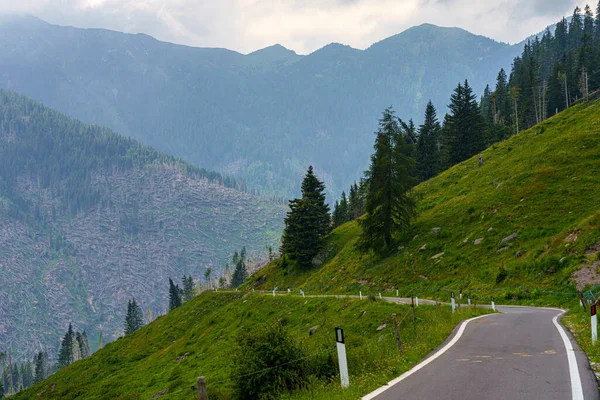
[0,90,286,359]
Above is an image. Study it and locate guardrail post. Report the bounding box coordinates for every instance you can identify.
[451,292,456,313]
[335,327,350,388]
[491,297,495,311]
[592,305,598,344]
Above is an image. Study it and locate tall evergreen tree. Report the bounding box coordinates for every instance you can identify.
[20,361,32,390]
[332,192,349,227]
[33,352,48,384]
[124,298,144,335]
[359,107,417,254]
[168,278,182,311]
[57,323,74,369]
[416,101,441,181]
[441,80,485,166]
[182,275,195,302]
[230,257,247,288]
[76,332,90,359]
[281,166,331,267]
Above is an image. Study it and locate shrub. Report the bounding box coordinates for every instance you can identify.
[496,267,508,284]
[232,323,309,399]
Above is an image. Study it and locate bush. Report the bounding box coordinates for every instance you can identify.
[496,267,508,284]
[232,323,309,399]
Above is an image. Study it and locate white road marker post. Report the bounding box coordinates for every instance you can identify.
[467,295,471,306]
[301,289,305,298]
[459,290,463,300]
[415,296,419,307]
[592,305,598,345]
[491,297,496,312]
[359,291,363,300]
[335,327,350,389]
[451,292,456,313]
[379,292,382,300]
[396,289,399,297]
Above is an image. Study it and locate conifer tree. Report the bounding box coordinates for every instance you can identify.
[416,101,441,181]
[182,275,195,302]
[76,331,90,359]
[124,298,144,335]
[281,166,331,267]
[441,80,485,166]
[33,352,48,384]
[168,278,182,311]
[20,361,32,389]
[332,192,349,227]
[359,107,417,254]
[57,323,74,369]
[204,268,212,288]
[231,257,247,288]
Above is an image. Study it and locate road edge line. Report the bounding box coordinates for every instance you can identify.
[552,311,585,400]
[361,313,492,400]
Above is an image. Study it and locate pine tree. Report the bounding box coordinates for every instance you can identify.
[182,275,194,302]
[359,107,417,254]
[168,278,182,311]
[569,6,584,50]
[416,101,441,181]
[20,361,32,389]
[230,257,247,288]
[441,80,485,166]
[76,331,90,359]
[33,352,48,384]
[124,298,145,335]
[281,166,331,267]
[332,192,349,227]
[57,323,74,369]
[204,268,212,288]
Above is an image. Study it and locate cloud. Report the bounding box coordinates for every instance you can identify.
[0,0,585,53]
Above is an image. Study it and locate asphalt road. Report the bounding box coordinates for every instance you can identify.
[363,306,599,400]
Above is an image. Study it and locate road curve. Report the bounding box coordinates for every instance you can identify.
[363,306,599,400]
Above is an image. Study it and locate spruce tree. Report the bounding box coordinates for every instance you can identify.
[231,257,247,288]
[57,324,74,369]
[124,298,144,335]
[168,278,182,311]
[33,352,47,384]
[182,275,195,302]
[76,331,90,359]
[416,101,441,181]
[441,80,485,166]
[281,166,330,267]
[359,107,417,254]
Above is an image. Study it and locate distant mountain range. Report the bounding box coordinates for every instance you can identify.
[0,15,531,198]
[0,89,285,359]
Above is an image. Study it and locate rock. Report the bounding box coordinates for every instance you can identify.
[309,326,319,336]
[496,183,502,189]
[487,227,493,232]
[496,247,509,254]
[478,154,484,167]
[376,323,387,331]
[515,251,524,258]
[520,197,525,202]
[419,244,427,251]
[474,238,484,245]
[378,335,385,342]
[360,310,367,318]
[431,227,441,234]
[413,234,420,241]
[431,252,445,260]
[397,246,405,251]
[500,232,517,244]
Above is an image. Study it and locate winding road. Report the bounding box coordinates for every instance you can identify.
[363,305,599,400]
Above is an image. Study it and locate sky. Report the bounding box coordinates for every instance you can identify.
[0,0,585,54]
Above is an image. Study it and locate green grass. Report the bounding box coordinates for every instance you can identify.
[249,99,600,306]
[12,292,490,399]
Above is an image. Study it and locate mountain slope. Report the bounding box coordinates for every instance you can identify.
[0,16,525,197]
[0,90,285,359]
[251,98,600,301]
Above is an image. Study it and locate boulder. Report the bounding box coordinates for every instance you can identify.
[376,323,387,331]
[474,238,484,245]
[431,252,445,260]
[431,227,441,234]
[309,326,319,336]
[500,233,517,244]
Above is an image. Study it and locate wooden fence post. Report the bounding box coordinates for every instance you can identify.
[411,297,416,322]
[197,376,208,400]
[392,313,403,354]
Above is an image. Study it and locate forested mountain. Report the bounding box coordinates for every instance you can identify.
[0,90,285,360]
[0,16,525,198]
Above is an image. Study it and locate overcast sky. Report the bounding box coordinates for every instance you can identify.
[0,0,585,54]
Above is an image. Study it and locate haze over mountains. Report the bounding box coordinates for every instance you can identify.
[0,90,285,359]
[0,15,529,198]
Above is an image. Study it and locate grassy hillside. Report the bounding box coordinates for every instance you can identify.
[11,292,489,399]
[250,99,600,305]
[0,90,285,359]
